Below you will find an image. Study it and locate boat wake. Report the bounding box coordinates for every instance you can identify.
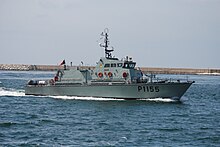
[0,87,25,97]
[139,98,178,103]
[50,96,178,102]
[0,87,178,102]
[50,95,125,101]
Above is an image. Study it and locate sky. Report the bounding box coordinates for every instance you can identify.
[0,0,219,68]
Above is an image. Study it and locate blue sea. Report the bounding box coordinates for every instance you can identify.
[0,71,219,146]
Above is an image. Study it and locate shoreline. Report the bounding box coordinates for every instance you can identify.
[0,64,219,76]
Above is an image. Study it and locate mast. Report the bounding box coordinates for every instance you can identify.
[100,28,114,58]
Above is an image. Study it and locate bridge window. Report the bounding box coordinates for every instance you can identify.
[129,63,135,68]
[104,64,110,68]
[117,63,123,67]
[111,63,116,67]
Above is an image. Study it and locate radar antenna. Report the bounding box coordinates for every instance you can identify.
[100,28,114,58]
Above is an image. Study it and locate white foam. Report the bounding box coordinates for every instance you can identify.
[0,88,25,97]
[50,95,178,102]
[50,95,124,101]
[139,98,178,102]
[198,72,220,76]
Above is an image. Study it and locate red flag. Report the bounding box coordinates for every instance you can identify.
[59,60,65,66]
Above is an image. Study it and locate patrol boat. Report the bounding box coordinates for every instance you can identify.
[25,29,194,100]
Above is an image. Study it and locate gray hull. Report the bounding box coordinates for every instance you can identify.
[25,82,192,100]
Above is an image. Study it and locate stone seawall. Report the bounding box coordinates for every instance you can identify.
[140,67,219,75]
[0,64,219,75]
[0,64,30,71]
[0,64,65,71]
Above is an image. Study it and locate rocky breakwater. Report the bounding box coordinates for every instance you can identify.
[0,64,30,71]
[0,64,64,71]
[141,67,220,76]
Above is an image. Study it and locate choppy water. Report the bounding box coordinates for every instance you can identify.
[0,71,219,146]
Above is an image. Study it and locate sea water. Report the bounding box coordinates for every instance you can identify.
[0,71,219,146]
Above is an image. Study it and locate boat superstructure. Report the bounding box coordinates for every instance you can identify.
[25,29,194,100]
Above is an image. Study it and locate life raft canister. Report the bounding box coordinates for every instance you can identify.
[108,72,113,77]
[98,72,103,78]
[123,72,128,78]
